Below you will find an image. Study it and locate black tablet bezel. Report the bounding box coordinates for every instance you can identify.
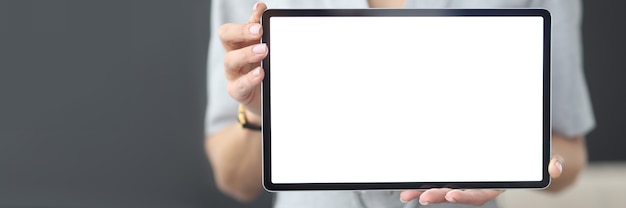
[261,9,551,191]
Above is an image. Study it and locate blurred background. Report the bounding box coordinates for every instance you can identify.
[0,0,624,207]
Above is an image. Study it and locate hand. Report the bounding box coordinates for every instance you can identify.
[219,2,268,117]
[399,155,565,206]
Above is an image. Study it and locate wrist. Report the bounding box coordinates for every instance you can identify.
[245,108,262,126]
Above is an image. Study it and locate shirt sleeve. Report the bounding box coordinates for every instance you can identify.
[205,0,257,135]
[532,0,596,137]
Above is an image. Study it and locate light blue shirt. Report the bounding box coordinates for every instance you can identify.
[206,0,595,207]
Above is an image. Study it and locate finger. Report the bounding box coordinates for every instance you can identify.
[418,188,452,205]
[224,43,267,81]
[399,190,424,203]
[248,2,268,24]
[218,23,263,51]
[549,155,564,178]
[227,67,264,104]
[218,2,266,52]
[444,189,503,206]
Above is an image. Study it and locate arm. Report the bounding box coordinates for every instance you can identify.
[204,1,267,202]
[205,113,263,202]
[540,0,593,192]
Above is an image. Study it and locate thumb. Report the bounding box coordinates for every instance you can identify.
[248,2,268,24]
[548,155,564,178]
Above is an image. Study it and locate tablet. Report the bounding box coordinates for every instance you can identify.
[261,9,551,191]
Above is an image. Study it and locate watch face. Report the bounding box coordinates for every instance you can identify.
[239,104,262,131]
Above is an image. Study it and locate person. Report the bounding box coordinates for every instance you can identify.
[205,0,595,207]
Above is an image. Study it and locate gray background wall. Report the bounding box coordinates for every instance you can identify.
[0,0,623,207]
[582,0,626,162]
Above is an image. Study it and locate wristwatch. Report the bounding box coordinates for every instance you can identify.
[238,104,262,131]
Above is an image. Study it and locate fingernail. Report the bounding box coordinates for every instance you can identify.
[249,24,261,35]
[420,200,429,205]
[446,195,456,203]
[556,155,565,163]
[253,44,267,54]
[400,198,408,203]
[252,2,259,11]
[556,160,563,173]
[252,68,261,77]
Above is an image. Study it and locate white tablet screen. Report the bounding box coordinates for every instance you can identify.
[268,16,544,184]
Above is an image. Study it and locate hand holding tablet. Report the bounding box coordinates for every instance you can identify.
[219,3,268,121]
[261,9,553,191]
